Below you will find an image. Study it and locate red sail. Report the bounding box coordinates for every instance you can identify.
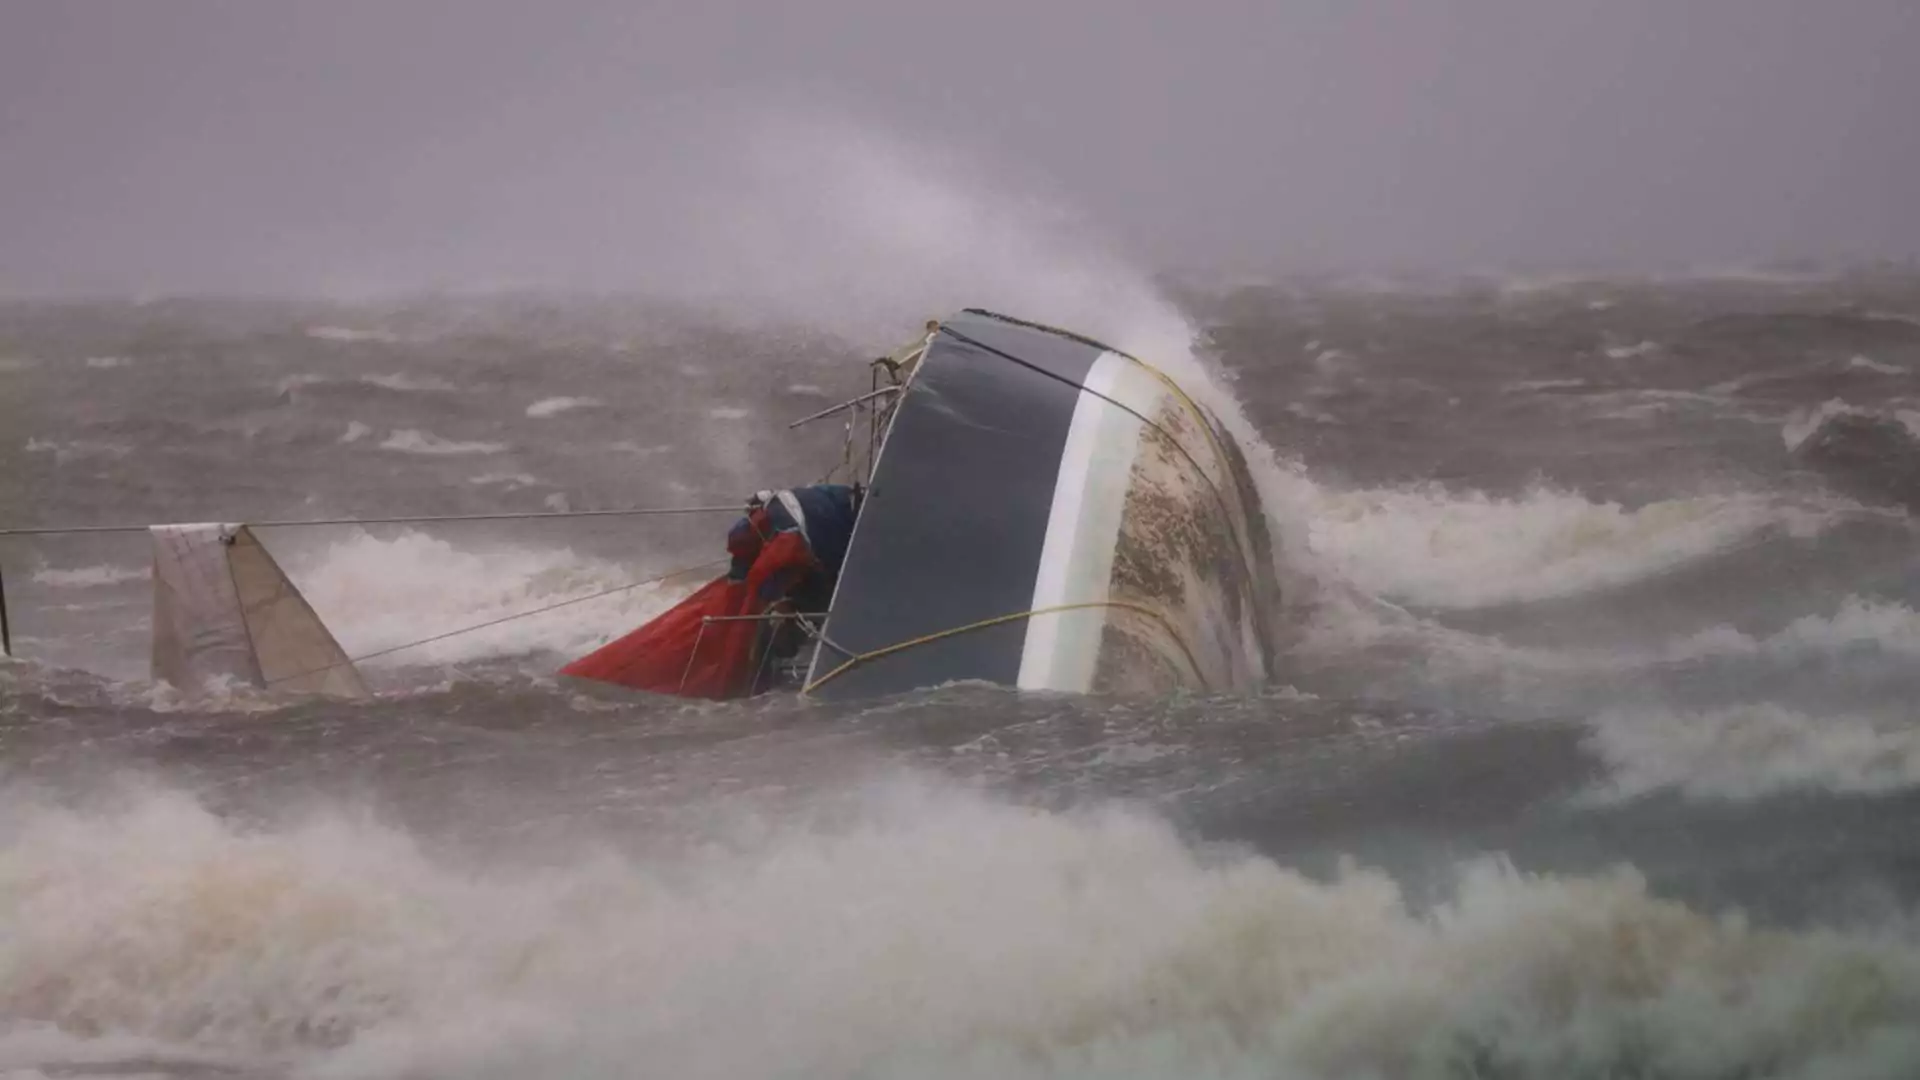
[558,530,820,700]
[558,575,744,698]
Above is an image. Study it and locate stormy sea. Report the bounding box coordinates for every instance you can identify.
[5,262,1920,1079]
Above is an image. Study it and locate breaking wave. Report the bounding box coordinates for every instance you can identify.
[378,429,508,456]
[1784,401,1920,514]
[1603,340,1661,360]
[2,778,1917,1079]
[277,372,456,395]
[284,530,697,667]
[305,325,403,343]
[1848,355,1907,376]
[1299,484,1828,610]
[1783,399,1867,454]
[1666,596,1920,663]
[29,564,147,589]
[23,437,132,462]
[525,396,602,418]
[465,471,542,489]
[1587,703,1920,801]
[362,373,456,393]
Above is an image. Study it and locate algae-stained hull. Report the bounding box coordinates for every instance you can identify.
[805,310,1281,700]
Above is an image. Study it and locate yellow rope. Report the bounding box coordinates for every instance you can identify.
[801,599,1202,695]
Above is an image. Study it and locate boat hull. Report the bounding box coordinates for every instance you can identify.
[805,310,1281,700]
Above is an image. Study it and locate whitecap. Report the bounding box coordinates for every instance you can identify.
[277,372,453,395]
[3,779,1916,1079]
[31,564,147,588]
[1666,595,1920,663]
[1602,341,1660,360]
[1301,482,1826,610]
[526,396,604,418]
[1283,402,1338,424]
[283,529,691,664]
[1587,702,1920,801]
[1506,378,1587,392]
[361,373,455,392]
[609,441,673,456]
[467,472,540,488]
[1847,354,1907,375]
[379,430,507,456]
[1781,397,1859,452]
[305,325,401,343]
[22,438,132,462]
[275,373,329,394]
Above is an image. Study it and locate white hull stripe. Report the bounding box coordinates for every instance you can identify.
[1016,352,1164,692]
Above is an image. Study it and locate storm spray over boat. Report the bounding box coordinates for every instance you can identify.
[5,107,1920,1080]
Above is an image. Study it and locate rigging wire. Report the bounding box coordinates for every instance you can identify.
[0,504,740,538]
[263,557,728,687]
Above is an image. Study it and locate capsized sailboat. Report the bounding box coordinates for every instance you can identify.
[560,309,1286,702]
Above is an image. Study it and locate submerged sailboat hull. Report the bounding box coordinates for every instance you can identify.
[805,310,1282,700]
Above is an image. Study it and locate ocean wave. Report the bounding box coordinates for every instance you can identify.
[1602,341,1660,360]
[22,438,133,462]
[1782,398,1865,453]
[1586,703,1920,801]
[284,530,698,665]
[1785,401,1920,512]
[1666,596,1920,663]
[276,373,455,396]
[1785,400,1920,448]
[29,565,147,589]
[378,430,508,456]
[1308,592,1920,693]
[1301,483,1825,609]
[0,779,1915,1078]
[609,441,673,456]
[1865,310,1920,329]
[1283,401,1340,424]
[304,325,402,343]
[466,471,541,489]
[361,373,455,392]
[1848,355,1908,376]
[526,396,603,418]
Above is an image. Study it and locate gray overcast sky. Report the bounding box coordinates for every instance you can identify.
[3,0,1917,296]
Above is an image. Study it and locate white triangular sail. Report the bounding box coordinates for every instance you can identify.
[150,523,367,698]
